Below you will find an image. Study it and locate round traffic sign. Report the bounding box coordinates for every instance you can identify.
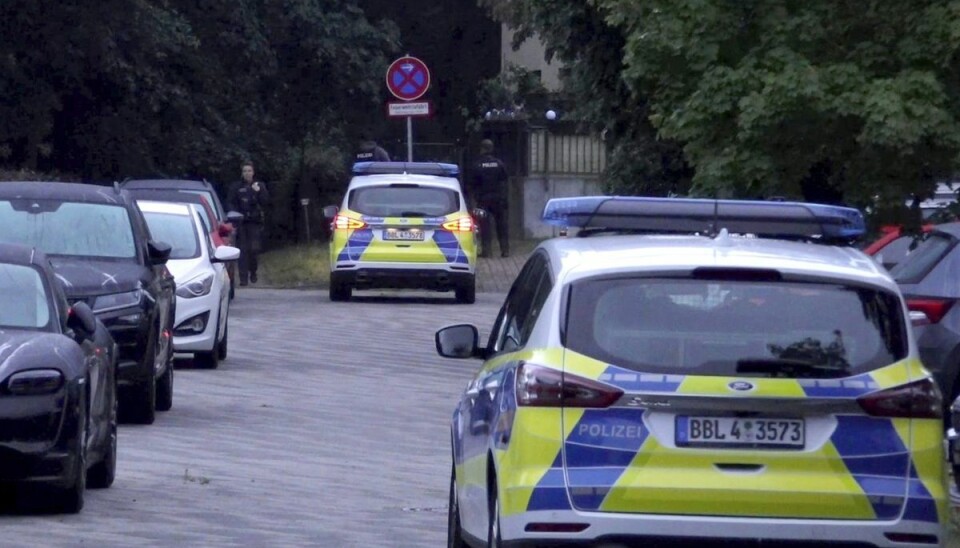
[386,56,430,101]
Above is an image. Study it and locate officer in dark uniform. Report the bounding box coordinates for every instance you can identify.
[471,139,510,258]
[227,161,270,285]
[356,136,391,162]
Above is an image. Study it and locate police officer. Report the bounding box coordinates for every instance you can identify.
[356,136,391,162]
[471,139,510,258]
[227,161,270,285]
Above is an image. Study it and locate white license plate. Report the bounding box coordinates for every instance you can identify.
[676,416,804,449]
[383,229,424,241]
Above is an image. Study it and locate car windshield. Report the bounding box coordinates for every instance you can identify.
[348,185,459,217]
[566,277,907,378]
[0,200,136,259]
[182,190,223,221]
[141,211,200,260]
[0,263,51,330]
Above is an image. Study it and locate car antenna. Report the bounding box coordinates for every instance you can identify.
[709,198,720,237]
[113,180,122,194]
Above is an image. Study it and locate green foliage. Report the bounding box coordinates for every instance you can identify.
[597,0,960,206]
[0,0,399,242]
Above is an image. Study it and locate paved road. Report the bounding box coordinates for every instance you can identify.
[0,288,504,547]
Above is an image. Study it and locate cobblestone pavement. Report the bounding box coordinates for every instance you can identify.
[0,288,507,547]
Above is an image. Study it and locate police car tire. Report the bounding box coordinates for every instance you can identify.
[455,278,476,304]
[487,484,502,547]
[448,466,468,548]
[330,282,352,302]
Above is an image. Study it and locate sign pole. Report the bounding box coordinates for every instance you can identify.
[406,117,413,161]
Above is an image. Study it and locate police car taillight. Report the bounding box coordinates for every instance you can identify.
[516,363,623,408]
[334,214,366,230]
[857,378,942,419]
[442,216,474,232]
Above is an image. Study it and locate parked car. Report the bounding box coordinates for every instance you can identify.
[0,242,117,513]
[863,224,932,271]
[136,200,239,368]
[0,182,176,424]
[438,196,946,547]
[122,179,239,298]
[889,222,960,415]
[323,162,478,303]
[949,396,960,491]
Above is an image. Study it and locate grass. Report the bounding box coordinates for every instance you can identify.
[258,243,330,288]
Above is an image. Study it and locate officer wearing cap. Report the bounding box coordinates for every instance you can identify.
[356,136,391,162]
[471,139,510,257]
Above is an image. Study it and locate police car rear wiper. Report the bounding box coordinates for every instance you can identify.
[735,358,849,379]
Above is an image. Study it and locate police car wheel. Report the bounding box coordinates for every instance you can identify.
[330,281,352,302]
[448,466,468,548]
[455,278,476,305]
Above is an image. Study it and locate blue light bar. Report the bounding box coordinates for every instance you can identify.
[352,162,459,177]
[542,196,866,243]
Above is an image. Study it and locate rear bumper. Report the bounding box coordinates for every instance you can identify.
[332,262,474,291]
[500,510,945,547]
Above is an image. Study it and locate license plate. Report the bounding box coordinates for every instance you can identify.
[675,416,805,449]
[383,229,424,241]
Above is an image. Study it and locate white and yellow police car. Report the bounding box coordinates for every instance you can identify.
[325,162,477,303]
[437,196,948,547]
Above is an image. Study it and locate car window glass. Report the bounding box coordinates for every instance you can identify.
[876,235,918,269]
[0,200,136,259]
[348,185,459,217]
[566,277,907,378]
[518,268,552,344]
[889,233,955,284]
[141,211,200,260]
[0,263,51,330]
[493,254,546,353]
[182,190,223,220]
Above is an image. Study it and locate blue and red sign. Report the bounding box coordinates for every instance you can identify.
[386,56,430,101]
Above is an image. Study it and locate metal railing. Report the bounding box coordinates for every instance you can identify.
[527,129,606,175]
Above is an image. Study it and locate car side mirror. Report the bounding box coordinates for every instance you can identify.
[218,223,234,237]
[226,211,245,224]
[323,205,339,219]
[67,301,97,342]
[212,245,240,263]
[147,240,172,265]
[436,324,483,359]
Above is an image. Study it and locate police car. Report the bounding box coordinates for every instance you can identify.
[325,162,477,303]
[436,197,948,547]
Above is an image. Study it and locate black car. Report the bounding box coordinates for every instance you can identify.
[0,242,117,513]
[0,182,176,425]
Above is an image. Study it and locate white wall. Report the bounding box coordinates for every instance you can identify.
[501,26,563,91]
[522,175,604,238]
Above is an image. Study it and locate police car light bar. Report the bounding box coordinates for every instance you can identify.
[352,162,460,177]
[541,196,866,243]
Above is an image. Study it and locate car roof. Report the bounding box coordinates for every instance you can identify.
[136,200,193,216]
[0,241,47,266]
[347,173,462,192]
[931,221,960,237]
[123,179,214,191]
[0,181,129,205]
[540,233,895,289]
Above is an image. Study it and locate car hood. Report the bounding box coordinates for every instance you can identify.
[164,256,212,285]
[0,330,82,379]
[48,256,146,298]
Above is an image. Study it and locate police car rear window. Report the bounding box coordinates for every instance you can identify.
[566,276,907,378]
[348,185,459,217]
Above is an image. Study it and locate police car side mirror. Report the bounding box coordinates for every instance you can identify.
[323,205,339,219]
[436,324,483,359]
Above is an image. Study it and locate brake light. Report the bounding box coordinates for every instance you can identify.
[906,298,953,326]
[442,216,474,232]
[334,214,366,230]
[516,363,623,408]
[857,378,942,419]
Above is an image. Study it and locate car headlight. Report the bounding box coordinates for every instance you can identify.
[6,369,64,395]
[93,289,142,313]
[176,274,214,299]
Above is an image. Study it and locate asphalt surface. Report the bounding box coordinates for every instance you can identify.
[0,287,504,547]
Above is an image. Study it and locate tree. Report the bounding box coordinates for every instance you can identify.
[479,0,692,196]
[598,0,960,208]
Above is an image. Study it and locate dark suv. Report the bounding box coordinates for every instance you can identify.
[0,182,176,424]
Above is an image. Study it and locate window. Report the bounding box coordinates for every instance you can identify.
[141,212,200,260]
[565,276,907,378]
[0,200,136,259]
[489,253,550,354]
[889,232,956,284]
[0,263,51,330]
[348,185,459,217]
